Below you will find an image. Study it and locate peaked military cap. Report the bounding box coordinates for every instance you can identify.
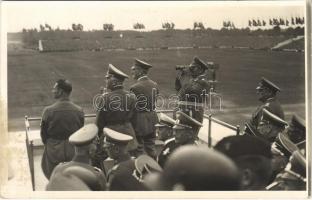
[276,132,299,155]
[135,155,162,177]
[214,135,272,159]
[290,150,306,177]
[134,58,152,70]
[69,124,98,146]
[256,77,281,92]
[174,111,202,129]
[158,113,176,127]
[190,56,208,70]
[103,128,133,144]
[261,108,288,127]
[290,114,306,132]
[106,64,129,80]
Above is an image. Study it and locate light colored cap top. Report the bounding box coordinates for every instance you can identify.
[69,124,98,146]
[103,128,133,144]
[106,64,129,80]
[158,113,176,127]
[175,111,202,128]
[134,58,152,69]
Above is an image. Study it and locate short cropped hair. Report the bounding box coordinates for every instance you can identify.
[56,79,72,94]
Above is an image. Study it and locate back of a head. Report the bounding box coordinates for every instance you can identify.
[56,79,72,94]
[46,173,90,191]
[162,145,240,190]
[214,135,273,189]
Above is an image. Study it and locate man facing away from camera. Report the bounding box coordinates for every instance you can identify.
[130,58,159,159]
[40,79,84,179]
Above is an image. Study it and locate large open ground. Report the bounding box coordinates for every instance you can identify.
[7,41,305,131]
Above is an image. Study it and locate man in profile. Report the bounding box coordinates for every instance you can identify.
[40,79,84,179]
[248,77,284,130]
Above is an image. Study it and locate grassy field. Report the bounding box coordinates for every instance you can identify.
[8,46,305,131]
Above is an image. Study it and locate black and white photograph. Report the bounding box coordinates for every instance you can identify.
[0,1,310,198]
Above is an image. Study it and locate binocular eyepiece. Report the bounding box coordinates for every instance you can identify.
[175,65,189,70]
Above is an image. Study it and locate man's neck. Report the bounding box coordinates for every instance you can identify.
[56,96,70,101]
[72,154,91,164]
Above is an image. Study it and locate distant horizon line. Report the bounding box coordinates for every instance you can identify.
[7,26,305,34]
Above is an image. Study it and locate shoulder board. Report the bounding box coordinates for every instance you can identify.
[93,166,103,173]
[110,164,119,172]
[265,181,280,190]
[107,164,120,178]
[164,137,175,145]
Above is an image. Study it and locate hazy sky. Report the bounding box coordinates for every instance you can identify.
[3,1,305,32]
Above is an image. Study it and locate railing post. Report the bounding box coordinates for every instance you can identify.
[236,125,240,136]
[208,114,212,148]
[29,141,35,191]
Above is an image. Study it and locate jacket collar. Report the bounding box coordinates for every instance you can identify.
[137,75,148,81]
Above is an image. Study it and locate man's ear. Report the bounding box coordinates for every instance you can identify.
[113,145,120,154]
[241,168,253,188]
[172,183,185,191]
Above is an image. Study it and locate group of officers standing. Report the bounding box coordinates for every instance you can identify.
[39,56,306,191]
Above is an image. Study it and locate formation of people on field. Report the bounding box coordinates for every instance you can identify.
[40,56,306,191]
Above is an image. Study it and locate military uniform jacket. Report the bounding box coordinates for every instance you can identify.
[107,155,147,191]
[96,87,138,151]
[49,161,106,191]
[40,99,84,179]
[157,138,199,167]
[266,170,306,190]
[250,97,285,129]
[157,138,178,168]
[177,74,209,123]
[130,76,159,136]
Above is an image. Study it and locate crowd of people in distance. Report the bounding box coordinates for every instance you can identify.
[40,57,306,191]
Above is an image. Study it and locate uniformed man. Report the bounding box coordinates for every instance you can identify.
[155,113,176,141]
[103,128,148,191]
[157,111,202,167]
[271,131,300,183]
[271,114,306,178]
[133,154,162,185]
[94,64,138,168]
[146,145,240,191]
[214,135,273,190]
[176,56,210,124]
[275,114,306,157]
[40,79,84,179]
[251,108,288,143]
[267,150,306,190]
[283,114,306,146]
[130,58,159,158]
[249,77,285,130]
[48,124,106,191]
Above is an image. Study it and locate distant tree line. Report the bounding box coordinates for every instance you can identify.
[248,17,304,27]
